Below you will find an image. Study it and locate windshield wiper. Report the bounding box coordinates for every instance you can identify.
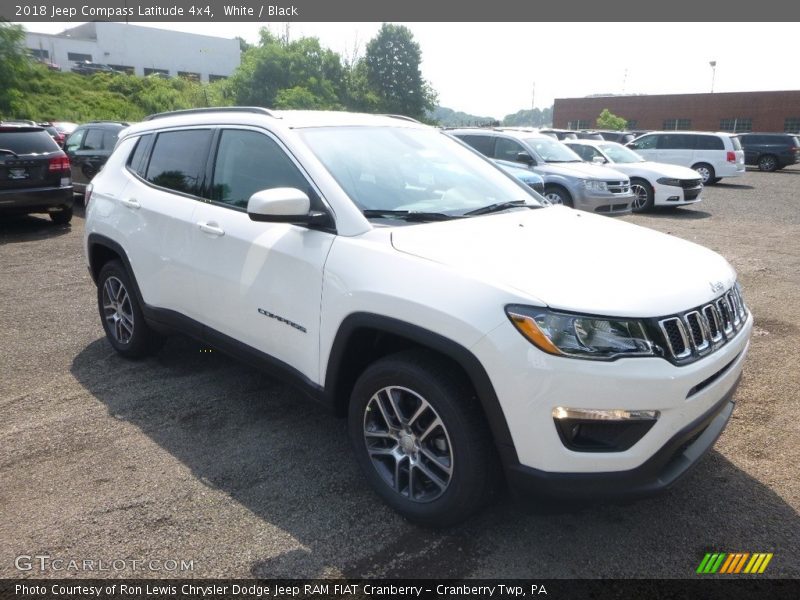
[463,200,538,216]
[362,209,463,222]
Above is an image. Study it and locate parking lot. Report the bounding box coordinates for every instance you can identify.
[1,167,798,579]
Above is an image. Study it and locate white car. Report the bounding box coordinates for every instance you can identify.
[565,140,704,212]
[84,108,752,526]
[626,131,745,185]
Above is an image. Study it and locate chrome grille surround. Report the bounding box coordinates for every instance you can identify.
[657,286,748,364]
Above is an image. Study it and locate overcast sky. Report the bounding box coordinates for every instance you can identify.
[20,22,800,119]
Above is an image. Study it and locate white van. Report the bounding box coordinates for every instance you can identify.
[626,131,745,184]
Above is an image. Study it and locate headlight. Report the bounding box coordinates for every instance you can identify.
[582,179,608,192]
[506,305,657,360]
[656,177,681,187]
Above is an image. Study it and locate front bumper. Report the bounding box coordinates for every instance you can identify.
[573,189,633,215]
[505,376,738,500]
[653,182,703,206]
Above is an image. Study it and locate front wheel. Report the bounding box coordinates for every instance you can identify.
[544,185,574,207]
[50,206,73,224]
[348,350,496,527]
[630,179,654,213]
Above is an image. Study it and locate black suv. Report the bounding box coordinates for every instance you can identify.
[738,132,800,171]
[0,125,73,223]
[64,121,128,196]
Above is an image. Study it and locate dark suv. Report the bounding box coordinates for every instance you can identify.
[0,125,73,223]
[65,121,128,196]
[738,133,800,171]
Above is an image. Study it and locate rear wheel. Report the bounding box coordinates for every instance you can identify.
[50,206,73,224]
[630,178,654,212]
[692,163,716,185]
[758,154,778,172]
[348,350,496,527]
[544,185,574,208]
[97,260,163,358]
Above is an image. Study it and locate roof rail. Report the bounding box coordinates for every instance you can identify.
[88,120,130,126]
[143,107,278,121]
[381,114,422,124]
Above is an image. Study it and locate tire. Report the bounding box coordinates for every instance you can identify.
[96,260,163,358]
[710,177,722,184]
[544,185,574,208]
[630,178,655,213]
[692,163,716,185]
[50,206,73,224]
[758,154,778,172]
[348,350,496,527]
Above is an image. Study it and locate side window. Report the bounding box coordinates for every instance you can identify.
[658,134,693,150]
[695,135,724,150]
[128,134,154,177]
[573,145,598,161]
[65,129,85,152]
[457,134,494,157]
[145,129,212,196]
[630,135,657,150]
[211,129,310,209]
[83,129,104,151]
[102,129,120,150]
[494,137,527,161]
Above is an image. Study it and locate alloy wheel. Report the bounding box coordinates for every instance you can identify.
[102,276,135,344]
[631,183,649,210]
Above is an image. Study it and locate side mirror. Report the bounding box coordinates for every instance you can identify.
[516,151,535,166]
[592,155,607,164]
[247,187,330,227]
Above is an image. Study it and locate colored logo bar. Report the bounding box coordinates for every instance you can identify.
[696,552,773,574]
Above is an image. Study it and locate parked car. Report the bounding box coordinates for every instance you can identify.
[39,122,66,147]
[0,124,73,223]
[738,132,800,172]
[575,131,605,141]
[52,121,78,138]
[64,121,129,197]
[492,158,546,194]
[450,128,633,214]
[84,108,752,526]
[626,131,745,184]
[565,139,703,212]
[596,131,638,144]
[538,128,579,140]
[70,61,119,75]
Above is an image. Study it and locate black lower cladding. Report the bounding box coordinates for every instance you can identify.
[506,374,741,500]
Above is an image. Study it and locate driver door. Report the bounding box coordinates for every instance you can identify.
[191,127,335,383]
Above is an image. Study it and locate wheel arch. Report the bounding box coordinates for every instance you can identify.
[325,313,518,466]
[87,234,146,307]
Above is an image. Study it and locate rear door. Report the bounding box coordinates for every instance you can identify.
[190,127,335,382]
[656,133,694,167]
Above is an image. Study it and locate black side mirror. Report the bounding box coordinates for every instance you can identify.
[516,152,535,166]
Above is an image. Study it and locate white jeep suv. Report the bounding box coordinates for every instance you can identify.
[84,108,752,526]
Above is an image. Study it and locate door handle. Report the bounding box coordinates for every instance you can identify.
[120,197,140,209]
[197,221,225,236]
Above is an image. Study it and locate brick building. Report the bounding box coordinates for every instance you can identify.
[553,90,800,133]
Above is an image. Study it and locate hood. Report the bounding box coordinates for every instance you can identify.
[608,161,702,180]
[538,161,630,181]
[390,207,736,318]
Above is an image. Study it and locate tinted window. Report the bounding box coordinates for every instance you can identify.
[128,134,154,177]
[729,136,742,151]
[457,134,494,157]
[568,144,597,162]
[211,129,309,209]
[103,130,120,150]
[83,129,104,150]
[494,137,527,162]
[146,129,212,196]
[629,135,657,150]
[0,130,59,154]
[740,135,762,145]
[695,135,724,150]
[658,134,694,150]
[65,130,85,152]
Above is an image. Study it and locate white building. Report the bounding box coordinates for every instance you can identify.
[25,22,240,83]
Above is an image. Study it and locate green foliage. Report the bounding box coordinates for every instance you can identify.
[596,108,627,131]
[0,20,33,115]
[502,107,553,127]
[363,24,437,120]
[430,106,498,127]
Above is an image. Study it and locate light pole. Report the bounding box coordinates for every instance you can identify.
[709,60,717,93]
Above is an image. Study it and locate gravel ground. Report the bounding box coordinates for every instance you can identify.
[1,167,798,579]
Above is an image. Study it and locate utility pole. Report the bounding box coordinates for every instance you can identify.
[709,60,717,93]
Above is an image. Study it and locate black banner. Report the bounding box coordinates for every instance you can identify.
[4,0,800,22]
[2,579,800,600]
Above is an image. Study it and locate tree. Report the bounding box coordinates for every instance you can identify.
[362,24,437,119]
[0,20,32,116]
[596,108,627,130]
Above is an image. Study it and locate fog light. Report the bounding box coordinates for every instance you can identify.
[552,407,659,452]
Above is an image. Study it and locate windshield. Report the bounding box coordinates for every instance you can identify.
[522,137,582,162]
[598,143,645,163]
[298,127,542,218]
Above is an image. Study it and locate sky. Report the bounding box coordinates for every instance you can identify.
[19,22,800,120]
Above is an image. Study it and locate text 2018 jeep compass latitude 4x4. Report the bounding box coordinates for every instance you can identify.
[84,108,752,526]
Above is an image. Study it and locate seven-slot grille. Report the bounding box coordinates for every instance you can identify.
[657,286,747,362]
[606,181,631,194]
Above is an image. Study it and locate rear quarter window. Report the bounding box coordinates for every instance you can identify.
[695,135,724,150]
[456,134,495,157]
[0,129,60,154]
